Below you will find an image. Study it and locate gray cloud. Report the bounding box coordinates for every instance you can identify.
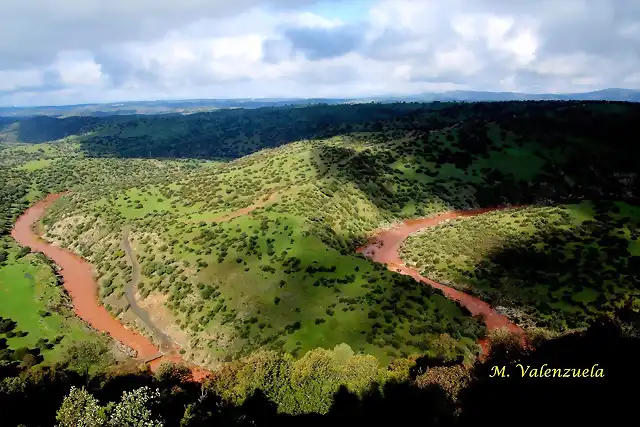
[0,70,65,98]
[361,28,439,62]
[297,63,359,85]
[1,0,639,105]
[0,0,326,70]
[262,38,294,63]
[364,0,640,91]
[92,50,137,87]
[281,23,366,60]
[534,2,640,57]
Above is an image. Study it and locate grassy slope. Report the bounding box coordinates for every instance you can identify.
[0,142,195,365]
[38,137,484,366]
[0,242,105,363]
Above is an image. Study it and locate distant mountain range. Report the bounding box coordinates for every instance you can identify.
[398,88,640,102]
[1,88,638,117]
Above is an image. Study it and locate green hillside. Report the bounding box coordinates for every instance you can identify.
[39,138,485,365]
[400,202,640,330]
[0,241,110,367]
[1,101,639,420]
[1,101,631,368]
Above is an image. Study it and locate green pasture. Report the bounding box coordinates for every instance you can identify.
[0,247,99,363]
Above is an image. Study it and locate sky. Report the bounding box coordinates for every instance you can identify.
[1,0,639,106]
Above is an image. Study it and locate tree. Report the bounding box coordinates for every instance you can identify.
[20,352,39,368]
[11,346,30,362]
[108,387,163,427]
[56,386,108,427]
[56,387,163,427]
[154,362,192,386]
[58,341,112,378]
[0,318,17,333]
[17,246,31,258]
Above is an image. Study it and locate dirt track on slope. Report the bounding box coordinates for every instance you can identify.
[192,192,280,223]
[122,228,175,353]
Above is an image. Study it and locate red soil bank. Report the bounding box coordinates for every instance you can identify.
[11,193,210,380]
[357,207,525,354]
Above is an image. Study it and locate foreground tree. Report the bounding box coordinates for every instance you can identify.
[56,386,107,427]
[108,387,163,427]
[56,386,163,427]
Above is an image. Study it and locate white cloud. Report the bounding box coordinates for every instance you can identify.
[0,69,44,92]
[531,56,583,77]
[434,47,482,75]
[0,0,638,105]
[623,72,640,86]
[52,52,103,86]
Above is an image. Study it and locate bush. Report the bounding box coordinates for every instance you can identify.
[21,353,39,368]
[17,246,31,258]
[11,346,30,362]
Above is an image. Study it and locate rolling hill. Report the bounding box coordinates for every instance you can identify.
[1,100,639,421]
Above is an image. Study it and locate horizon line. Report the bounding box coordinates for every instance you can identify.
[0,87,637,109]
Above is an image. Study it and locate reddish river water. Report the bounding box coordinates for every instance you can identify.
[357,207,525,353]
[11,193,209,380]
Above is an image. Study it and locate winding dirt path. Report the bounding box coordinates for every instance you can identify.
[193,192,280,223]
[357,206,525,353]
[11,193,210,381]
[122,228,175,353]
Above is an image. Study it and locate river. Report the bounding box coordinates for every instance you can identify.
[357,207,525,353]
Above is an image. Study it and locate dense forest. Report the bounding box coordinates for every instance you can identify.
[1,101,639,425]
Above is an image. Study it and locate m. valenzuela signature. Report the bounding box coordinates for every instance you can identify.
[490,364,605,378]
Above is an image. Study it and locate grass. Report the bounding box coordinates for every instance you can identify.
[0,243,102,363]
[139,200,479,363]
[19,159,54,171]
[99,186,205,219]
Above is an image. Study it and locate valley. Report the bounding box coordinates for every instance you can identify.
[0,101,638,423]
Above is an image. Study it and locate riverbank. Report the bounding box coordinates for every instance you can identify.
[357,207,525,353]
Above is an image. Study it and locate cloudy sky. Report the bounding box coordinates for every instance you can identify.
[1,0,639,106]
